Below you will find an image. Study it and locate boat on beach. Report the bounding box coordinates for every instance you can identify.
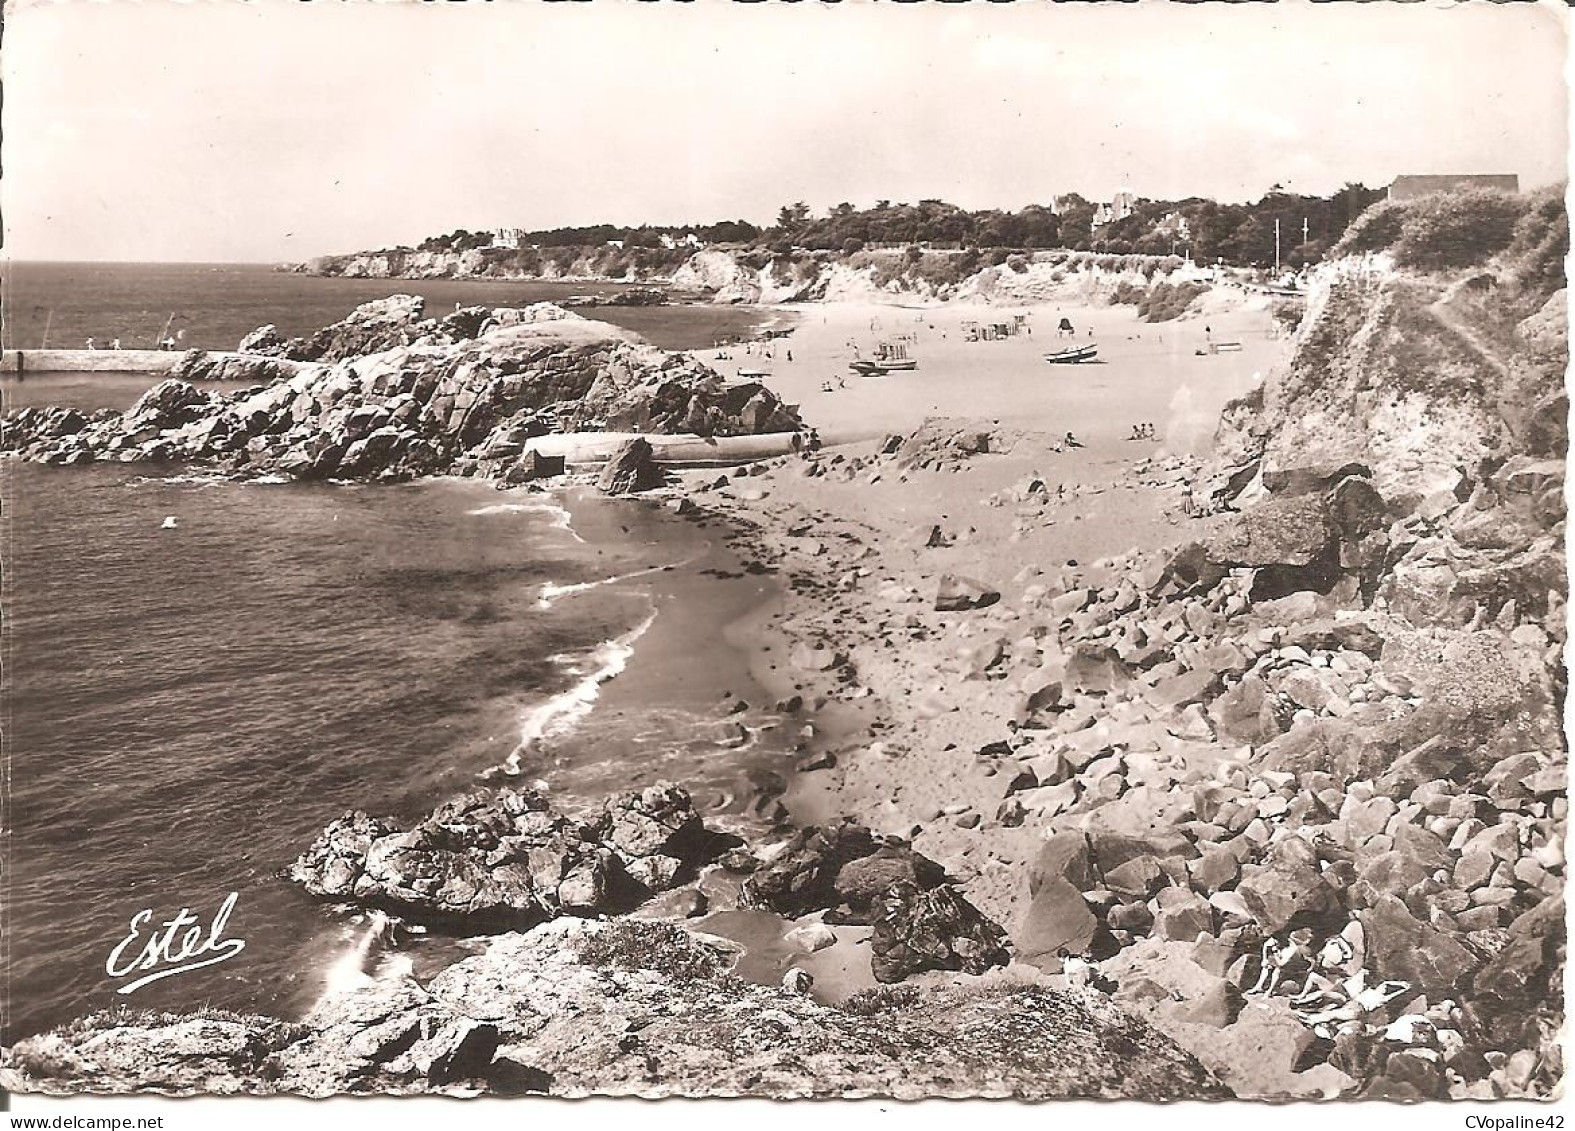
[850,339,920,376]
[1043,343,1098,364]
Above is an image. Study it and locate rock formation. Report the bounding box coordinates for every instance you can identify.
[287,784,735,929]
[3,298,801,481]
[2,918,1226,1099]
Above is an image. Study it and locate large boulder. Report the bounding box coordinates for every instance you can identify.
[596,437,664,494]
[237,323,288,355]
[123,379,215,430]
[1360,894,1482,993]
[738,820,947,924]
[1234,838,1339,934]
[1166,493,1341,596]
[870,881,1009,983]
[1014,877,1099,967]
[593,783,739,891]
[284,294,429,362]
[934,574,1001,612]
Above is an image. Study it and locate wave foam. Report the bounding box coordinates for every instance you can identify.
[467,501,583,541]
[314,911,401,1006]
[536,559,683,608]
[499,606,658,775]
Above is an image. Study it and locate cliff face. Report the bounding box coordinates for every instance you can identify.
[303,248,606,281]
[302,246,1229,310]
[1215,189,1568,506]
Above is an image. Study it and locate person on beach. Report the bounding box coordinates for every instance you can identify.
[85,338,96,350]
[1064,431,1083,449]
[786,349,792,362]
[111,338,121,350]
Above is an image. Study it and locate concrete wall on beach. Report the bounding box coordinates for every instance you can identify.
[1,349,186,374]
[524,430,802,469]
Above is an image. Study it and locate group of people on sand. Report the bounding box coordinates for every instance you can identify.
[85,338,122,351]
[1128,422,1159,440]
[714,340,791,364]
[790,428,823,454]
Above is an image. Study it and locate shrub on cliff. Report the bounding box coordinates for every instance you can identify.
[1110,280,1148,306]
[1138,281,1208,322]
[1392,190,1526,271]
[1332,198,1409,258]
[1270,298,1305,333]
[1334,189,1534,274]
[1503,185,1569,297]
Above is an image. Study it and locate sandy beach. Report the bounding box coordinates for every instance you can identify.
[606,294,1292,1000]
[709,293,1281,456]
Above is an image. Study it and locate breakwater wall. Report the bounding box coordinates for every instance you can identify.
[525,431,802,469]
[1,349,186,374]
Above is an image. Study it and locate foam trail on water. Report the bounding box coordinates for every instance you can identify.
[315,911,396,1006]
[467,501,583,542]
[536,560,682,609]
[500,606,659,775]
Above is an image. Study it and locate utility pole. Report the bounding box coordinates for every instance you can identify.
[1274,218,1281,274]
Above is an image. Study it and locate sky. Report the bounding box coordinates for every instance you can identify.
[3,0,1568,263]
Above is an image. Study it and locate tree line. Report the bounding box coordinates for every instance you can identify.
[406,184,1388,268]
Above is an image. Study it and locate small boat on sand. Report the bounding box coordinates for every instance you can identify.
[853,340,918,374]
[1209,341,1244,354]
[737,367,771,379]
[1044,344,1098,364]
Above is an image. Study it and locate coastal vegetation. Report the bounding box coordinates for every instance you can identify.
[326,184,1389,284]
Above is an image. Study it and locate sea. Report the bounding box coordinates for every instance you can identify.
[0,260,770,354]
[3,263,793,1040]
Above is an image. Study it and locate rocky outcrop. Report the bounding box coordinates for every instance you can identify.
[870,880,1009,982]
[3,918,1227,1099]
[1211,253,1567,506]
[3,299,801,481]
[287,784,732,929]
[738,820,950,924]
[596,437,664,495]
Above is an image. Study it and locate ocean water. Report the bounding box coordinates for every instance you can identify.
[1,261,771,353]
[6,459,789,1039]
